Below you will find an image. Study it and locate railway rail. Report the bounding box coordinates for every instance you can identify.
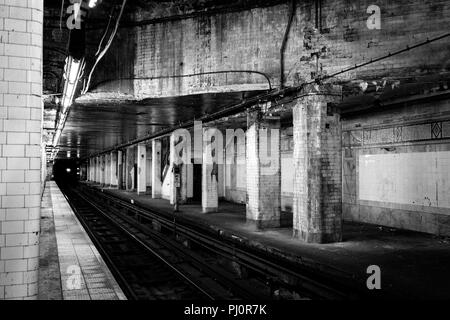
[58,182,257,300]
[60,181,371,300]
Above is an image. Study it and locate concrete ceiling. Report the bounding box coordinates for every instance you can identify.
[55,91,263,159]
[43,0,283,160]
[42,0,450,161]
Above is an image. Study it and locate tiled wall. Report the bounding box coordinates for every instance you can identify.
[343,98,450,236]
[359,152,450,208]
[0,0,43,300]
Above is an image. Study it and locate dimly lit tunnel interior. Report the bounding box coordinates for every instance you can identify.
[53,160,79,185]
[1,0,450,307]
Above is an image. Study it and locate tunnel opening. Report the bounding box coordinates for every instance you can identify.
[53,159,79,186]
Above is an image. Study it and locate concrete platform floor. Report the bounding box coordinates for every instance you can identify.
[89,182,450,299]
[38,182,126,300]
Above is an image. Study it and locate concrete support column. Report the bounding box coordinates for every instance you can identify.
[170,133,188,205]
[202,128,222,213]
[88,159,91,181]
[125,149,129,189]
[127,147,137,190]
[97,157,101,183]
[246,109,281,228]
[152,140,162,198]
[90,158,93,181]
[98,156,102,184]
[110,151,117,187]
[91,158,94,181]
[137,144,147,194]
[95,157,99,183]
[95,157,102,183]
[292,85,343,243]
[100,155,105,185]
[105,154,111,186]
[0,0,43,300]
[218,154,225,199]
[117,150,123,189]
[125,148,131,190]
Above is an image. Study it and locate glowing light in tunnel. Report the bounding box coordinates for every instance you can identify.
[88,0,100,8]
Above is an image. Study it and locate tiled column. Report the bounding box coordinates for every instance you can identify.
[97,156,101,184]
[105,154,111,186]
[137,144,146,194]
[103,155,107,185]
[110,151,117,187]
[151,140,162,198]
[202,128,222,213]
[89,158,92,181]
[292,85,343,243]
[0,1,43,300]
[96,156,100,183]
[126,147,135,191]
[86,160,89,181]
[246,109,281,228]
[100,155,105,185]
[99,156,103,184]
[125,149,130,190]
[170,131,190,205]
[93,157,96,182]
[218,153,225,199]
[87,159,89,181]
[91,158,95,182]
[117,150,123,189]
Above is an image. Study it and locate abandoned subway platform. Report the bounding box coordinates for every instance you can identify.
[0,0,450,300]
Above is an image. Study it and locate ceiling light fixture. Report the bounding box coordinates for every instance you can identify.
[53,56,85,148]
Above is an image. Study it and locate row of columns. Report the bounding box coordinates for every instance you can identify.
[85,85,342,243]
[242,85,343,243]
[86,144,155,194]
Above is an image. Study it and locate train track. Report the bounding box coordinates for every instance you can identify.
[58,182,265,300]
[69,182,370,300]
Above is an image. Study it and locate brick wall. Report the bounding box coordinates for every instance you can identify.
[0,0,43,300]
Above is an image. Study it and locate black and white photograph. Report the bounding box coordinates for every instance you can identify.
[1,0,450,310]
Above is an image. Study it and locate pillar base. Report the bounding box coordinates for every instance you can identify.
[293,229,342,244]
[246,218,280,229]
[202,207,218,214]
